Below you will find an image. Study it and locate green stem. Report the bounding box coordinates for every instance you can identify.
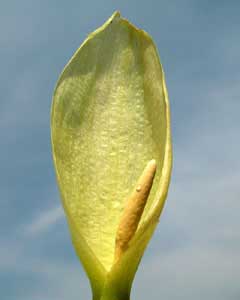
[100,288,130,300]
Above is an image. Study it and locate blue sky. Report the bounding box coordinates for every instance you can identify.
[1,1,240,299]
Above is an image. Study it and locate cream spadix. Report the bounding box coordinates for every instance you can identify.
[51,11,172,300]
[114,159,157,263]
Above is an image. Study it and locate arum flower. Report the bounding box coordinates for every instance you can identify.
[51,11,172,300]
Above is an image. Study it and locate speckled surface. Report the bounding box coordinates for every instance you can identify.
[51,13,167,270]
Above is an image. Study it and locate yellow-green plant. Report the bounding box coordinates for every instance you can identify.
[51,11,172,300]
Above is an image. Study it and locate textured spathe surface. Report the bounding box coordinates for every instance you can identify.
[51,11,171,279]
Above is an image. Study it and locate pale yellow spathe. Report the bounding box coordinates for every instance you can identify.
[51,11,172,300]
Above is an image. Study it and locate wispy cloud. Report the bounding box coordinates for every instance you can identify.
[23,205,64,237]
